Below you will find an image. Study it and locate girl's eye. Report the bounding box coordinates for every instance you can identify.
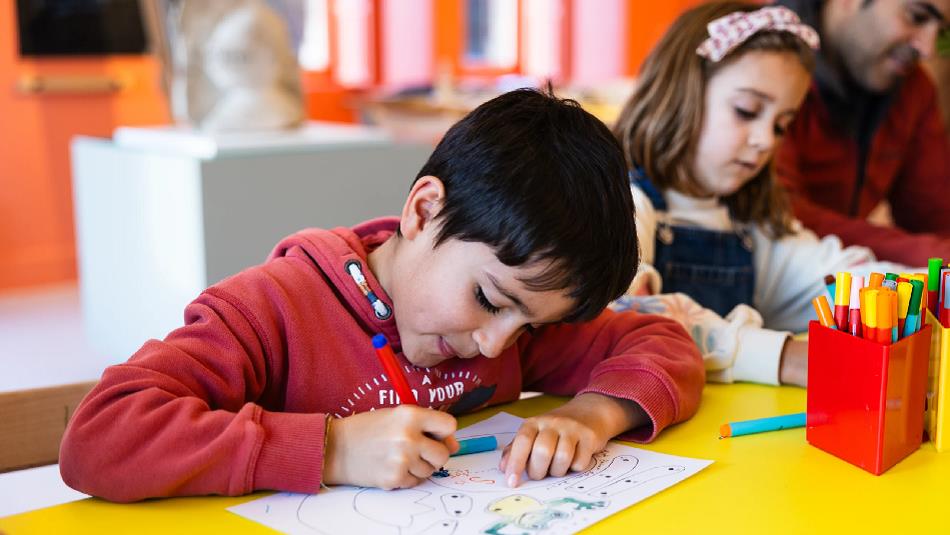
[524,324,536,335]
[735,107,758,120]
[475,286,501,315]
[774,123,788,137]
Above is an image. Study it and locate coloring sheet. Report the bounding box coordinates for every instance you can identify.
[229,412,712,534]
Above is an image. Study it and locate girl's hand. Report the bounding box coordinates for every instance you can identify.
[499,393,647,487]
[323,406,460,489]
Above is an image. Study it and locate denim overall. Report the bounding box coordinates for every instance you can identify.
[632,169,755,317]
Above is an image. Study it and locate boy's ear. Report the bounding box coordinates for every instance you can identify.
[400,175,446,240]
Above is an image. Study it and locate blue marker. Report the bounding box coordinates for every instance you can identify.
[719,412,806,438]
[451,436,498,456]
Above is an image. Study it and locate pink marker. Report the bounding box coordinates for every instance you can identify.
[849,275,863,338]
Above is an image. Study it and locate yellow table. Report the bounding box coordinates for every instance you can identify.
[1,384,945,534]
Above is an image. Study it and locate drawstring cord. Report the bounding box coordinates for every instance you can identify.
[345,260,392,320]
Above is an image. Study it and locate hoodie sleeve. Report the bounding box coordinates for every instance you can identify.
[751,221,917,333]
[517,309,704,443]
[611,294,789,386]
[59,269,328,502]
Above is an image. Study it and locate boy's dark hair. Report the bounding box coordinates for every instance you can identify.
[411,88,638,323]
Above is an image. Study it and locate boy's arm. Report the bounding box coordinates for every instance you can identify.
[518,309,704,443]
[59,278,327,502]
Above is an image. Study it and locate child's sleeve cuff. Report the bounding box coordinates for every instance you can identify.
[733,327,789,385]
[253,410,326,494]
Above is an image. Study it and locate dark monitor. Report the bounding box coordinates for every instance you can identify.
[16,0,148,57]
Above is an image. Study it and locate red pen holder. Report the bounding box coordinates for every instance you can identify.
[806,321,931,475]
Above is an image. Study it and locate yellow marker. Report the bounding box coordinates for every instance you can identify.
[897,282,913,321]
[877,290,893,345]
[834,272,852,307]
[865,289,879,340]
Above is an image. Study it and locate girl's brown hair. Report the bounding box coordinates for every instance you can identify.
[613,1,816,238]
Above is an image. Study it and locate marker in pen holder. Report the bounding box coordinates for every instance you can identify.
[806,321,931,475]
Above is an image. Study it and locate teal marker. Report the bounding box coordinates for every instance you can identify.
[903,280,924,338]
[719,412,806,438]
[451,436,498,456]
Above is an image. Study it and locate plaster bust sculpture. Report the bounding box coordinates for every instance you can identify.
[162,0,304,132]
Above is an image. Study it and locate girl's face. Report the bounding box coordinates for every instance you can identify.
[692,50,811,198]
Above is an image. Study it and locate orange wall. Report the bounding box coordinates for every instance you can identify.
[626,0,705,75]
[0,5,169,290]
[0,1,702,291]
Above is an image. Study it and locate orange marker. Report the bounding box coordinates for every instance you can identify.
[812,295,836,330]
[868,272,884,288]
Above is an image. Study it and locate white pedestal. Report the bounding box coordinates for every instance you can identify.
[72,122,432,361]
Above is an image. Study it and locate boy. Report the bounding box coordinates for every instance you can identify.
[59,89,704,502]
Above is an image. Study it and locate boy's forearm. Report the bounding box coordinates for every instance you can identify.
[563,392,649,439]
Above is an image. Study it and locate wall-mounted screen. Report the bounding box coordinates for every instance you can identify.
[16,0,148,56]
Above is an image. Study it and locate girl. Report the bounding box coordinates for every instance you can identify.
[611,2,913,387]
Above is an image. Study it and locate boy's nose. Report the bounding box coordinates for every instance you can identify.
[472,322,520,359]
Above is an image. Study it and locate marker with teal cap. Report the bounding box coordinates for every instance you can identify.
[903,280,924,338]
[451,436,498,456]
[719,412,806,438]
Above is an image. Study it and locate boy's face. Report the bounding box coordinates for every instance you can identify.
[371,176,576,368]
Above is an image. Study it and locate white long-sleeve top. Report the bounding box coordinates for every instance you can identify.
[623,186,916,385]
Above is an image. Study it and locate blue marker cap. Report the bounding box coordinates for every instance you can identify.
[372,333,388,349]
[451,436,498,457]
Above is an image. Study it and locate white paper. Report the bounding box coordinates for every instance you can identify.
[229,412,711,534]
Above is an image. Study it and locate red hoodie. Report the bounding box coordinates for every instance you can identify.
[59,218,704,502]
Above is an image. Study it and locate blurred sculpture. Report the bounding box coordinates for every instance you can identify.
[157,0,304,132]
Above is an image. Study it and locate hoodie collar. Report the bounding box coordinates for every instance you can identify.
[268,217,402,346]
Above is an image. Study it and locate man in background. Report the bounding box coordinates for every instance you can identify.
[776,0,950,266]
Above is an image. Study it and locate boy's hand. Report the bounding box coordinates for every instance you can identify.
[499,393,647,487]
[323,406,460,489]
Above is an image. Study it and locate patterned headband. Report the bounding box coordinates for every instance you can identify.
[696,6,820,63]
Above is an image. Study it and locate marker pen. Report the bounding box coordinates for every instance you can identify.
[372,334,417,405]
[849,275,863,338]
[824,274,836,303]
[812,295,836,330]
[903,281,923,338]
[928,258,943,317]
[897,281,912,339]
[834,271,852,331]
[942,276,950,329]
[876,290,893,345]
[865,289,879,342]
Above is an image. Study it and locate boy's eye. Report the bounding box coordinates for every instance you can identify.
[475,286,501,315]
